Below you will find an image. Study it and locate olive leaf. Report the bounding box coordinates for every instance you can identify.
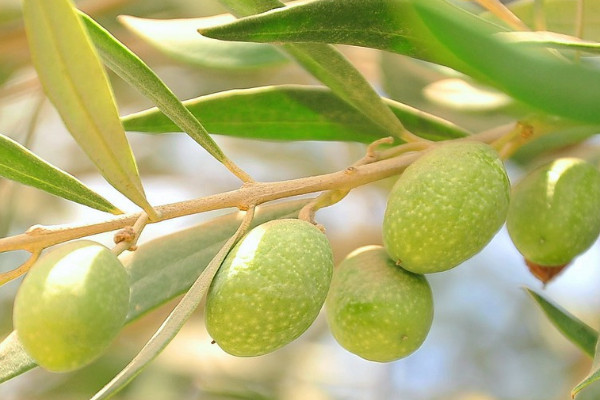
[22,0,155,218]
[201,0,600,124]
[0,199,308,383]
[119,14,288,69]
[496,31,600,54]
[122,85,471,142]
[215,0,413,142]
[79,12,237,171]
[0,134,120,214]
[572,338,600,398]
[525,288,598,358]
[90,207,257,400]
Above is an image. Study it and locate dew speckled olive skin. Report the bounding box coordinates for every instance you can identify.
[507,158,600,266]
[326,246,433,362]
[13,240,130,372]
[383,141,510,274]
[205,219,333,357]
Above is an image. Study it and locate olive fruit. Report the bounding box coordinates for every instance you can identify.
[507,158,600,266]
[13,240,130,372]
[383,141,510,274]
[326,246,433,362]
[205,219,333,356]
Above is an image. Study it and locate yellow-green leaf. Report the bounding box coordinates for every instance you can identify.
[22,0,156,218]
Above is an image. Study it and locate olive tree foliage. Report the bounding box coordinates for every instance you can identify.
[1,0,600,398]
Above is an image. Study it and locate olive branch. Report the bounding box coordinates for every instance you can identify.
[0,127,511,287]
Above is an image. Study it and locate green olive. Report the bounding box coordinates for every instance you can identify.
[507,158,600,266]
[383,141,510,273]
[326,245,433,362]
[205,219,334,356]
[13,240,130,372]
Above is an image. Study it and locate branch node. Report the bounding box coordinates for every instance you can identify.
[26,225,47,235]
[345,166,358,175]
[114,226,136,245]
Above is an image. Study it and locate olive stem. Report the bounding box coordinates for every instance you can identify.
[0,252,40,286]
[90,206,256,400]
[111,212,151,256]
[298,137,424,223]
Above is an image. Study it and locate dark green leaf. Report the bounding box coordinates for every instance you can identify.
[0,134,121,214]
[200,0,465,71]
[215,0,414,142]
[0,199,308,382]
[122,85,470,142]
[525,287,598,358]
[119,14,288,69]
[201,0,600,124]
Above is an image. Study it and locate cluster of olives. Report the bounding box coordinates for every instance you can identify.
[328,141,511,361]
[206,142,502,361]
[207,141,600,362]
[12,141,600,370]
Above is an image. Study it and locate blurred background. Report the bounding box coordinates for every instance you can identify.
[1,0,600,399]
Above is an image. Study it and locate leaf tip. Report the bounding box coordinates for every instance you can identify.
[110,207,125,215]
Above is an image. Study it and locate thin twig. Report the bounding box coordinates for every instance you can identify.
[0,252,40,286]
[111,212,150,256]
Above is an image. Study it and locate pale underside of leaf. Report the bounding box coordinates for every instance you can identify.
[0,134,120,213]
[572,338,600,398]
[22,0,155,216]
[121,85,470,142]
[119,14,288,69]
[90,207,257,400]
[0,200,307,383]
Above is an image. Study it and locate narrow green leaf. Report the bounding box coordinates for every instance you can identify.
[119,14,288,69]
[497,31,600,54]
[0,134,121,214]
[0,199,307,382]
[525,288,598,358]
[204,0,468,74]
[90,208,256,400]
[202,0,600,124]
[0,332,35,382]
[215,0,413,142]
[78,12,232,171]
[22,0,155,217]
[573,338,600,398]
[122,85,470,142]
